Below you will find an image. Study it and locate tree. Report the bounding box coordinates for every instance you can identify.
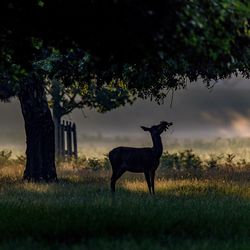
[36,50,133,157]
[49,79,133,156]
[0,0,249,181]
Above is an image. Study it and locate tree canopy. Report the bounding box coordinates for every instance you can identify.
[35,50,134,117]
[1,0,249,101]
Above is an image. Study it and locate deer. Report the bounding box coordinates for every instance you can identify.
[109,121,173,194]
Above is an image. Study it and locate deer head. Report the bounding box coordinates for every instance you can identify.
[141,121,173,136]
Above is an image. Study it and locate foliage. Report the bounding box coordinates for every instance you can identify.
[47,79,134,117]
[0,0,249,101]
[205,154,223,169]
[77,157,110,170]
[85,158,103,171]
[14,154,26,166]
[161,150,203,170]
[160,149,250,170]
[2,148,250,171]
[0,152,27,168]
[0,150,12,166]
[57,156,111,171]
[37,50,134,118]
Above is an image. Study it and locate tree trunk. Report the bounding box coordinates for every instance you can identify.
[18,75,57,182]
[51,79,63,159]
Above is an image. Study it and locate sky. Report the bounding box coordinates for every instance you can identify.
[0,76,250,148]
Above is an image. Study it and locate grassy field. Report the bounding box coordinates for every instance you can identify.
[0,148,250,249]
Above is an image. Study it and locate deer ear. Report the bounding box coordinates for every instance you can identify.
[141,126,150,131]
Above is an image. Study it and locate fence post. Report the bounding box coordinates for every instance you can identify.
[54,122,59,158]
[57,120,78,161]
[66,121,72,158]
[61,120,65,160]
[72,123,78,159]
[58,123,61,157]
[65,121,69,157]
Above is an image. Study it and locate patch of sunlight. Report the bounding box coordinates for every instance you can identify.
[122,179,200,193]
[221,183,250,199]
[62,175,82,183]
[21,183,51,193]
[0,166,23,181]
[120,178,250,199]
[122,180,148,192]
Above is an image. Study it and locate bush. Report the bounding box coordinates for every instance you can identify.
[87,158,103,170]
[205,154,223,169]
[87,157,111,170]
[14,154,26,166]
[0,150,12,167]
[161,149,202,170]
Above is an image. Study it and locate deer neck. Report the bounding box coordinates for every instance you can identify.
[151,134,163,158]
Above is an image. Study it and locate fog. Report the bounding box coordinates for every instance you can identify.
[0,77,250,151]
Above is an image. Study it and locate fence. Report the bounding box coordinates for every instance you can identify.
[55,120,78,160]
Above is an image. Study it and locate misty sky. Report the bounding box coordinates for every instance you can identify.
[1,77,250,147]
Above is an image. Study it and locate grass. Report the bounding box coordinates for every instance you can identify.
[0,156,250,249]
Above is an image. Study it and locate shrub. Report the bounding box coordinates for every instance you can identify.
[87,158,103,170]
[85,157,110,171]
[0,150,12,167]
[161,150,202,170]
[205,154,224,169]
[225,153,236,166]
[14,155,26,166]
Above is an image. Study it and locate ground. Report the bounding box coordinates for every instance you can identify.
[0,161,249,250]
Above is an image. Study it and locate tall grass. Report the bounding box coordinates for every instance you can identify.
[0,149,249,249]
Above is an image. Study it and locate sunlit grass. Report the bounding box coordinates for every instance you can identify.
[122,178,250,199]
[0,156,249,249]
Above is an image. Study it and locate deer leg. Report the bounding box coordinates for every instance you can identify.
[144,171,152,194]
[111,168,125,193]
[111,172,117,193]
[151,171,155,195]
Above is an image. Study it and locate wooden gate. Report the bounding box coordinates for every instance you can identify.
[56,120,78,160]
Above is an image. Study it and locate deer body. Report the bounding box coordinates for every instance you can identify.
[109,121,172,194]
[109,147,160,173]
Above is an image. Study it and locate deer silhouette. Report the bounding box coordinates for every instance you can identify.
[109,121,173,194]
